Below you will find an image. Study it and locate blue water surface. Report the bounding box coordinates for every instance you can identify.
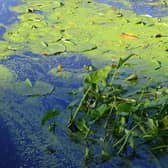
[96,0,168,17]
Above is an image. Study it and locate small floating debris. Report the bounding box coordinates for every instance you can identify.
[120,33,138,39]
[57,64,64,72]
[126,74,138,81]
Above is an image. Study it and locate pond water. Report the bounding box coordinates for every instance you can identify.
[0,0,168,168]
[96,0,168,17]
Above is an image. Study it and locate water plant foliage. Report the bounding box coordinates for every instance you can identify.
[66,55,168,161]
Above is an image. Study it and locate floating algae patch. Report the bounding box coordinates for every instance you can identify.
[0,64,17,88]
[0,41,13,59]
[0,0,166,73]
[13,79,54,96]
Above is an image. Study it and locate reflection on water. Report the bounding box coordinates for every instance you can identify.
[0,27,5,40]
[96,0,168,17]
[0,0,19,39]
[0,0,19,24]
[130,0,168,17]
[0,119,21,168]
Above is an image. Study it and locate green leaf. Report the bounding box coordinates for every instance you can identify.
[87,104,109,122]
[101,150,111,162]
[15,80,54,96]
[147,118,158,131]
[117,54,135,69]
[41,109,60,126]
[162,115,168,130]
[117,103,137,114]
[84,65,112,86]
[76,118,90,136]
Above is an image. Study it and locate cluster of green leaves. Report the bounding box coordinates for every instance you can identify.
[67,55,168,162]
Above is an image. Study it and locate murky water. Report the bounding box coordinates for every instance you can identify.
[0,0,168,168]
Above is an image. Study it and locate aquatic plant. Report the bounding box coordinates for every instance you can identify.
[42,54,168,163]
[66,54,168,162]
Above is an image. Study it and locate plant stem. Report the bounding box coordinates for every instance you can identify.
[117,123,140,154]
[68,87,90,127]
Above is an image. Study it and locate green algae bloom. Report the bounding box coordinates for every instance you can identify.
[0,0,167,65]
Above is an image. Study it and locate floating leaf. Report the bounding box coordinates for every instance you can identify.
[41,109,60,126]
[75,43,97,52]
[117,54,135,69]
[24,78,32,87]
[84,65,112,85]
[0,65,16,87]
[15,80,54,96]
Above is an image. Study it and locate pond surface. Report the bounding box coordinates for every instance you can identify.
[96,0,168,17]
[0,0,168,168]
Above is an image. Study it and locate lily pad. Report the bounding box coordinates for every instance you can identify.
[30,42,65,55]
[0,41,12,59]
[14,80,54,96]
[0,64,16,87]
[49,68,73,79]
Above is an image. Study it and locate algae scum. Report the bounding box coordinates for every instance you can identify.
[0,0,168,167]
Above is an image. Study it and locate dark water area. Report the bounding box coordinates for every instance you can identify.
[0,118,21,168]
[0,0,168,168]
[0,53,89,167]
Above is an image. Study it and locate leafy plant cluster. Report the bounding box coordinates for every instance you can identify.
[42,55,168,162]
[67,55,168,161]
